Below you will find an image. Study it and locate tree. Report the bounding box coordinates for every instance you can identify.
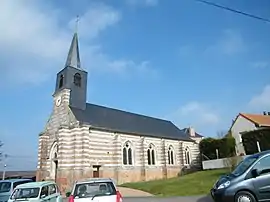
[199,136,235,160]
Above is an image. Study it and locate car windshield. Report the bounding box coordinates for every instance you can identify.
[231,156,258,176]
[74,182,116,198]
[10,188,40,199]
[0,182,11,193]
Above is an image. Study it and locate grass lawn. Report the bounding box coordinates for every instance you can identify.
[121,169,229,196]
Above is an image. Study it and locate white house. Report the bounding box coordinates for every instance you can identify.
[230,112,270,155]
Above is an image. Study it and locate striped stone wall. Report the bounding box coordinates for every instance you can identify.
[36,89,202,193]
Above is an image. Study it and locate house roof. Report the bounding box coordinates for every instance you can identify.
[240,113,270,127]
[180,128,204,138]
[70,103,193,141]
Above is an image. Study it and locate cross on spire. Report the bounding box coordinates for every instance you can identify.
[75,15,80,33]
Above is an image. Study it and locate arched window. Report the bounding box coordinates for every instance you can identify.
[74,73,81,87]
[59,75,64,88]
[185,147,191,165]
[168,146,174,165]
[147,144,156,165]
[123,142,133,165]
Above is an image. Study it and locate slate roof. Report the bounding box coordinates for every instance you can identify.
[181,128,204,138]
[70,103,193,141]
[65,33,81,69]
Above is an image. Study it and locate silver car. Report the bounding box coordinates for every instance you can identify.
[68,178,123,202]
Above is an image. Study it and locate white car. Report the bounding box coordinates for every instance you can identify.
[68,178,123,202]
[8,181,63,202]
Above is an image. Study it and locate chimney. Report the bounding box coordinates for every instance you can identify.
[189,127,195,137]
[263,111,267,115]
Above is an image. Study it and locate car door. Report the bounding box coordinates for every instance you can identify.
[40,185,50,202]
[48,184,59,202]
[252,155,270,201]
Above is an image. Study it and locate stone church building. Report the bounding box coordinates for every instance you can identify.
[36,32,203,192]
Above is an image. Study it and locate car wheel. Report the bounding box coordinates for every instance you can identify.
[235,191,257,202]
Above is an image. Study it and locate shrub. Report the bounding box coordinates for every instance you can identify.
[242,129,270,155]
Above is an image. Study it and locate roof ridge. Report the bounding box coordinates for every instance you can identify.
[86,103,171,123]
[240,112,268,116]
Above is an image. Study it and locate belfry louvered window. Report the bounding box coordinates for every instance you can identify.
[74,73,81,87]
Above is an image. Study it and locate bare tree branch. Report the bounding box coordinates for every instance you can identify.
[216,130,227,139]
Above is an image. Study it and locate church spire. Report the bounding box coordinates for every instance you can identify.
[65,16,81,69]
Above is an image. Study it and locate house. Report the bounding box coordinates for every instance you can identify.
[230,112,270,155]
[36,31,203,193]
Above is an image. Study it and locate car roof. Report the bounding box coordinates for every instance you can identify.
[249,150,270,159]
[76,178,115,184]
[16,181,55,189]
[0,179,32,183]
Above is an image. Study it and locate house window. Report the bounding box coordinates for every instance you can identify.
[59,75,64,88]
[239,133,242,143]
[74,73,81,87]
[168,146,174,165]
[185,147,191,165]
[123,142,133,165]
[147,144,156,165]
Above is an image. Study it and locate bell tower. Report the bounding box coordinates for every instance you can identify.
[53,30,87,110]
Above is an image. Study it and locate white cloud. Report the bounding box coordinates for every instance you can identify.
[168,101,220,130]
[0,0,156,85]
[248,85,270,110]
[126,0,158,7]
[205,29,246,56]
[69,3,121,39]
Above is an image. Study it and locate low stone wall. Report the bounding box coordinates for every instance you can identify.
[202,156,248,170]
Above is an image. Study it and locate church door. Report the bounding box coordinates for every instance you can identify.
[93,165,100,178]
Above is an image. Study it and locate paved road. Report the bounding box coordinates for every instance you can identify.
[124,195,213,202]
[64,195,213,202]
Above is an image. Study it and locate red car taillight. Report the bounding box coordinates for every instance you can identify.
[69,195,75,202]
[116,191,122,202]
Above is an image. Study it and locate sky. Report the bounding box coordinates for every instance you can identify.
[0,0,269,171]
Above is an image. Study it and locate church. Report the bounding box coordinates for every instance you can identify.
[36,31,203,193]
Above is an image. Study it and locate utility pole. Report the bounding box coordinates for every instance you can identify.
[2,164,6,180]
[2,154,7,180]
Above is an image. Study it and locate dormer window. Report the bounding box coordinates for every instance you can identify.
[59,75,64,89]
[74,73,81,87]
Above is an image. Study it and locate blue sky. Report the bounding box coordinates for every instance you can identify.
[0,0,270,171]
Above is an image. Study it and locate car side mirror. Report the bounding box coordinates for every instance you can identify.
[251,169,259,178]
[40,194,46,199]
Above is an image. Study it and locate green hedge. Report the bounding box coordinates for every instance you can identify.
[199,137,235,160]
[242,129,270,155]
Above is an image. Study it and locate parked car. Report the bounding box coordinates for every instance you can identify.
[8,181,63,202]
[69,178,123,202]
[211,150,270,202]
[0,179,33,202]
